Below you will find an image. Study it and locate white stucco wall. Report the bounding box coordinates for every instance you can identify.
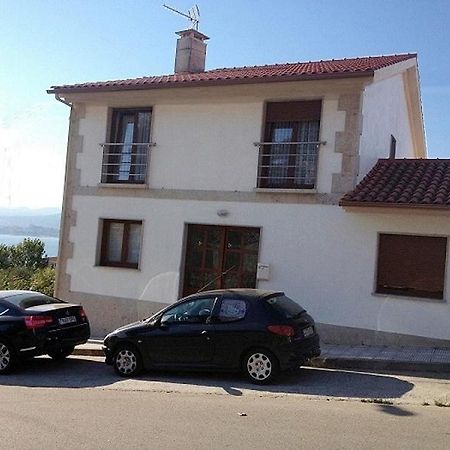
[67,195,450,341]
[71,80,358,193]
[359,73,415,178]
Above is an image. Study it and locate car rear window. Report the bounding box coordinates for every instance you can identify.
[5,293,63,310]
[265,295,305,319]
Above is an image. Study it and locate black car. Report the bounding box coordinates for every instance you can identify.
[104,289,320,384]
[0,290,90,374]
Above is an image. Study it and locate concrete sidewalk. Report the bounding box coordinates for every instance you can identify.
[74,340,450,374]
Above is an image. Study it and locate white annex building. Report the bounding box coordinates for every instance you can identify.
[49,29,450,346]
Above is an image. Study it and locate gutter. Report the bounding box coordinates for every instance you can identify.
[54,93,72,107]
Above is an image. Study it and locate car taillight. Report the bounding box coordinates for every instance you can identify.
[79,307,87,319]
[267,325,295,337]
[24,315,54,329]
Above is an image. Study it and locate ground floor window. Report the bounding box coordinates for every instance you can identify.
[183,225,260,296]
[376,233,447,300]
[100,219,142,269]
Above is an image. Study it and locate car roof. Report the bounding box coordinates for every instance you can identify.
[0,290,42,300]
[188,289,284,300]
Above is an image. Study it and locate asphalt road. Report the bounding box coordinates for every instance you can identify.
[1,356,449,449]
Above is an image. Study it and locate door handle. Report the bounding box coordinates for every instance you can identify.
[201,330,210,340]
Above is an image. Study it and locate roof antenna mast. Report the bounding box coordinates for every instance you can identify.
[163,3,200,30]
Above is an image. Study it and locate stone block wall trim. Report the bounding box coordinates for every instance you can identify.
[55,103,86,300]
[75,185,343,205]
[331,92,363,194]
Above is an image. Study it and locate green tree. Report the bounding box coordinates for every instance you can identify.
[0,239,54,295]
[9,238,47,270]
[0,244,11,269]
[30,267,56,296]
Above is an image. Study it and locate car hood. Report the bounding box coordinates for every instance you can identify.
[108,320,152,337]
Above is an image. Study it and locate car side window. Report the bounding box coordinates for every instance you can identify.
[218,298,247,323]
[0,304,9,316]
[161,297,215,325]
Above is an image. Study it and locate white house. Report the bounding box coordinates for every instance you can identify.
[48,29,450,347]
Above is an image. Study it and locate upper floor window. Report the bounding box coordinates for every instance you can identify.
[101,109,152,184]
[100,219,142,269]
[258,101,322,189]
[376,234,447,300]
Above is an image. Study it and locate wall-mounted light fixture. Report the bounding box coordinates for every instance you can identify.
[217,209,229,217]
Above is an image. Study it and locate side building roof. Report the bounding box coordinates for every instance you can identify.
[340,159,450,210]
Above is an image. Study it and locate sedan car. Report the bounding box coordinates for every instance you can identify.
[104,289,320,384]
[0,290,90,374]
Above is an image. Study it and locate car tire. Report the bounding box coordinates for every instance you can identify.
[113,344,143,377]
[243,348,279,385]
[48,346,75,361]
[0,340,15,375]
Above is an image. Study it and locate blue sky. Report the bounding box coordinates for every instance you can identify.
[1,0,449,207]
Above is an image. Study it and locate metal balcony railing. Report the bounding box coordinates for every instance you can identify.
[100,143,155,184]
[254,141,326,189]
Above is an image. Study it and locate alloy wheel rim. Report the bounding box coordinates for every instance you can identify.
[247,352,272,381]
[0,343,11,371]
[115,349,137,375]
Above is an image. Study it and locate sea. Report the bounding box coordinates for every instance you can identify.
[0,234,59,257]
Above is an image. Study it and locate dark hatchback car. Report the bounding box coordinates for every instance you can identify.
[0,290,90,374]
[104,289,320,384]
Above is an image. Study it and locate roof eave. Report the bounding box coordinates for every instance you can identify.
[340,201,450,211]
[47,70,374,95]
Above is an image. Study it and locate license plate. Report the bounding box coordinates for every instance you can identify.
[58,316,77,325]
[303,326,314,338]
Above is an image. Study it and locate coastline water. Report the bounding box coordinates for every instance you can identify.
[0,234,59,257]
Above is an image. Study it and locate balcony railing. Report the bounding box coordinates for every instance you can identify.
[254,141,326,189]
[100,143,155,184]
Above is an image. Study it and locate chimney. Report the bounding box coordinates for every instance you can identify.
[174,29,209,73]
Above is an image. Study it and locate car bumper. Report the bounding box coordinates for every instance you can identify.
[17,323,91,358]
[277,334,321,370]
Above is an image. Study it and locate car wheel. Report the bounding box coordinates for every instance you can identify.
[0,340,15,375]
[113,344,143,377]
[243,349,279,384]
[48,346,75,361]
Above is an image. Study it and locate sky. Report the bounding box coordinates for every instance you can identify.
[0,0,449,208]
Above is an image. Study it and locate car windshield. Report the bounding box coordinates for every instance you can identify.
[265,295,305,319]
[5,293,63,310]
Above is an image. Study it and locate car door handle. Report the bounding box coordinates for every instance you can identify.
[201,330,211,340]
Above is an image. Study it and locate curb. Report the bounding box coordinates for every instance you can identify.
[307,357,450,374]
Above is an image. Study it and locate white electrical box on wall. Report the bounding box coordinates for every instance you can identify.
[257,263,270,280]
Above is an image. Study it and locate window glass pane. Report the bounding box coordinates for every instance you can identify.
[118,120,134,181]
[266,295,305,318]
[107,223,124,262]
[126,224,142,264]
[219,299,247,322]
[161,297,215,324]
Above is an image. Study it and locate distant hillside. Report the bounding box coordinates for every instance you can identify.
[0,212,61,238]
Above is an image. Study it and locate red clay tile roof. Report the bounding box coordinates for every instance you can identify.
[48,54,416,94]
[340,159,450,209]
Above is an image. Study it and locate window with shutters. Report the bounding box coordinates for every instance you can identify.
[376,234,447,300]
[257,101,322,189]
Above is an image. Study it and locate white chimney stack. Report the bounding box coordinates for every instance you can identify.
[174,29,209,74]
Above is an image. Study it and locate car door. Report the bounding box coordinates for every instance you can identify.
[144,296,217,366]
[211,297,250,369]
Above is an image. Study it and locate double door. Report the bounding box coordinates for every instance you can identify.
[183,225,260,296]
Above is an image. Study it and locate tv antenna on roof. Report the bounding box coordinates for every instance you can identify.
[163,4,200,30]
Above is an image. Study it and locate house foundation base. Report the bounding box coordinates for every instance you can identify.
[317,322,450,348]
